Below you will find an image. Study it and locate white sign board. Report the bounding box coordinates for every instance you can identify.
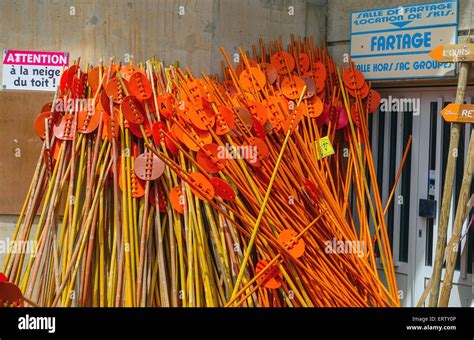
[2,50,69,91]
[350,0,458,81]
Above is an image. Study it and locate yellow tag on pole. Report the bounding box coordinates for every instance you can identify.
[315,136,335,160]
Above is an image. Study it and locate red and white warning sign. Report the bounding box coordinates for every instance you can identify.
[2,50,69,91]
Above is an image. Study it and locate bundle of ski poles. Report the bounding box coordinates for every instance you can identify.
[2,36,406,307]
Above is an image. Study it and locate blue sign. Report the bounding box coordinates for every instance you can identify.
[350,0,458,80]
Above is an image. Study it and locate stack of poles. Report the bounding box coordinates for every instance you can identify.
[2,35,406,307]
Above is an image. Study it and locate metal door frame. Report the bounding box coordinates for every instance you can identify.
[374,87,472,307]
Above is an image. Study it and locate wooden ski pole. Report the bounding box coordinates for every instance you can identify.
[439,128,474,306]
[429,35,471,307]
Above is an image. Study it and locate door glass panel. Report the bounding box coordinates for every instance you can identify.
[454,124,466,270]
[387,112,397,248]
[399,109,412,263]
[425,101,438,266]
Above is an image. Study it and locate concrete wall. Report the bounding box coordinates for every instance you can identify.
[208,0,326,74]
[0,0,326,80]
[0,0,327,265]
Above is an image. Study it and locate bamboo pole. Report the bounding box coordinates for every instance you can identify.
[429,36,471,307]
[438,128,474,306]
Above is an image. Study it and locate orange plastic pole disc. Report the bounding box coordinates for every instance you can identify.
[170,185,185,214]
[335,107,349,129]
[302,76,316,99]
[189,107,215,131]
[99,90,112,115]
[34,111,52,139]
[342,68,365,90]
[103,63,118,79]
[298,53,310,72]
[77,110,101,134]
[347,81,369,98]
[104,113,116,141]
[366,89,381,114]
[247,100,269,125]
[281,105,304,134]
[201,100,217,126]
[53,114,76,141]
[106,108,120,141]
[278,93,291,112]
[120,64,142,80]
[41,102,53,113]
[0,281,24,307]
[134,153,166,181]
[152,121,168,145]
[143,99,157,118]
[128,117,152,139]
[118,157,145,198]
[52,139,62,160]
[350,103,361,128]
[259,62,278,84]
[302,178,318,203]
[256,259,283,289]
[105,77,128,104]
[209,177,236,201]
[235,59,258,77]
[200,81,221,104]
[149,185,167,212]
[130,172,145,198]
[278,229,305,258]
[251,117,266,140]
[197,129,212,144]
[182,133,200,152]
[185,80,205,104]
[222,80,237,97]
[128,72,152,101]
[121,95,145,124]
[235,107,253,129]
[71,75,86,99]
[88,66,104,94]
[281,76,306,100]
[196,143,227,174]
[151,121,178,154]
[171,123,185,141]
[270,51,295,75]
[156,94,174,120]
[304,95,324,118]
[95,101,108,124]
[244,137,269,167]
[164,131,179,156]
[175,98,196,125]
[265,96,286,131]
[230,94,241,107]
[315,76,326,94]
[252,136,270,160]
[59,64,78,92]
[239,67,266,92]
[215,105,235,135]
[59,68,70,93]
[178,126,208,152]
[312,61,327,82]
[188,172,215,201]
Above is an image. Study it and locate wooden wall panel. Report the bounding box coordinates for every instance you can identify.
[0,91,48,214]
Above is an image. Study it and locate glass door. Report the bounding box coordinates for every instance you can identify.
[414,89,473,307]
[372,87,473,307]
